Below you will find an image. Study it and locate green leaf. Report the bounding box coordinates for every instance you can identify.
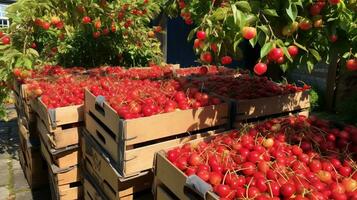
[280,63,289,72]
[309,49,322,61]
[307,60,314,73]
[235,1,251,12]
[281,47,293,62]
[231,4,238,24]
[257,25,270,37]
[286,3,297,22]
[342,52,351,59]
[249,31,260,47]
[212,7,227,21]
[293,41,308,52]
[262,9,279,17]
[260,42,274,58]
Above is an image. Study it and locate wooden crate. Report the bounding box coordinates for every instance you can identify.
[83,172,154,200]
[37,116,80,150]
[14,90,35,123]
[155,184,178,200]
[154,133,228,200]
[49,168,82,200]
[232,91,310,126]
[85,89,228,146]
[31,97,84,132]
[81,129,153,199]
[84,113,220,176]
[17,116,38,142]
[40,136,79,169]
[18,125,48,189]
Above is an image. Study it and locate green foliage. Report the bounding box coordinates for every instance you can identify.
[169,0,356,70]
[0,0,166,119]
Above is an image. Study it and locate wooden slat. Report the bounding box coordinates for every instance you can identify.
[85,89,229,146]
[156,185,177,200]
[37,116,79,149]
[82,133,153,199]
[83,178,105,200]
[40,139,79,169]
[85,112,219,176]
[235,91,310,120]
[31,97,83,132]
[124,131,216,175]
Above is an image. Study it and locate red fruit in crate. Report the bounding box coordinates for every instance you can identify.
[254,63,267,75]
[214,184,231,198]
[188,152,202,166]
[242,27,256,40]
[342,178,357,192]
[280,183,296,198]
[242,162,256,175]
[196,31,206,40]
[339,166,352,177]
[209,172,222,186]
[197,170,210,182]
[13,68,21,77]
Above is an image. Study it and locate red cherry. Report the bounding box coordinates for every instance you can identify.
[329,34,338,43]
[280,183,296,197]
[196,31,206,40]
[209,172,222,186]
[200,52,212,64]
[82,16,92,24]
[288,45,299,57]
[197,170,210,181]
[214,184,231,198]
[346,59,357,71]
[1,36,10,45]
[221,56,232,65]
[242,27,257,40]
[268,48,284,61]
[310,4,322,16]
[254,63,267,75]
[42,22,51,30]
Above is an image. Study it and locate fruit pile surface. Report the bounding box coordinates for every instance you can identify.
[166,116,357,199]
[192,76,311,100]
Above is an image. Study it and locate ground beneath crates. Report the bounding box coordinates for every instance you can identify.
[0,106,51,200]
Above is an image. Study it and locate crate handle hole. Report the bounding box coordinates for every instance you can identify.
[96,130,106,144]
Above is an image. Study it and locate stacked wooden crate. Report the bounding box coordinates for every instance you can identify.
[31,97,83,200]
[13,80,48,189]
[81,88,230,199]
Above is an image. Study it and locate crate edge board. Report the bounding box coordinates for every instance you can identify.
[49,168,82,200]
[85,88,229,146]
[234,90,310,119]
[37,116,80,150]
[83,122,220,177]
[82,131,153,199]
[39,134,79,169]
[31,97,84,130]
[83,174,109,200]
